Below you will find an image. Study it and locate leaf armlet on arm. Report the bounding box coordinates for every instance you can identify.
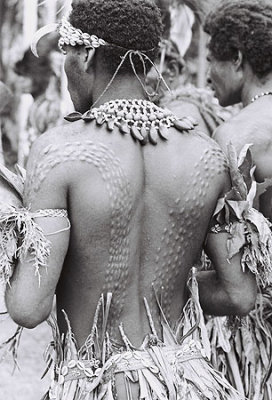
[0,204,70,285]
[210,143,272,288]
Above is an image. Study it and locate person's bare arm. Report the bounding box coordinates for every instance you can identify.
[196,150,257,316]
[198,231,257,316]
[213,123,233,156]
[213,121,249,157]
[215,119,272,222]
[5,133,70,328]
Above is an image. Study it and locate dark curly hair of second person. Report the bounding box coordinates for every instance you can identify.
[69,0,163,75]
[204,0,272,79]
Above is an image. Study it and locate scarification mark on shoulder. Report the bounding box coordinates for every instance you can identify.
[199,144,228,176]
[25,140,133,335]
[190,145,228,209]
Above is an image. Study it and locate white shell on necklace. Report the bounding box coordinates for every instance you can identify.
[65,99,198,145]
[251,91,272,103]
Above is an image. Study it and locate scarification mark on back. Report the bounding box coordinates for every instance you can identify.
[24,140,133,334]
[151,144,228,322]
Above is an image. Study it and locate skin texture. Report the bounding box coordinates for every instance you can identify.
[214,97,272,221]
[5,43,257,399]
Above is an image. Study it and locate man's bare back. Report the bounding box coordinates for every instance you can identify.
[22,119,227,348]
[7,116,248,400]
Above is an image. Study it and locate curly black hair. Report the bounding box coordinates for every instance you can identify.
[69,0,163,75]
[204,0,272,79]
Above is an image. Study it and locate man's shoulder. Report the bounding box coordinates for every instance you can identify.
[213,113,248,154]
[191,129,224,152]
[25,122,88,199]
[181,130,229,177]
[166,98,201,115]
[213,119,236,142]
[28,120,91,167]
[30,121,81,151]
[214,104,272,154]
[163,93,207,126]
[184,130,230,198]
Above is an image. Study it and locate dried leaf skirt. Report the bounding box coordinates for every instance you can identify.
[43,293,243,400]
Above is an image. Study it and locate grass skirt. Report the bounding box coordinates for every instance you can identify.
[42,282,242,400]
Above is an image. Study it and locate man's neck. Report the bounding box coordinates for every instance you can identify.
[92,74,149,108]
[241,71,272,107]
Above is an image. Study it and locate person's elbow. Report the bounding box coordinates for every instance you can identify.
[6,296,52,329]
[8,306,51,328]
[231,293,256,316]
[227,281,257,316]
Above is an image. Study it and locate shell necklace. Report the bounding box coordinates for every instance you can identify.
[65,99,197,145]
[251,91,272,103]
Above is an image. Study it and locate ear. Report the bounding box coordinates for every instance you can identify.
[84,47,96,72]
[167,59,180,79]
[233,50,243,71]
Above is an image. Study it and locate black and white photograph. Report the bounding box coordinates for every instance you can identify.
[1,0,272,399]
